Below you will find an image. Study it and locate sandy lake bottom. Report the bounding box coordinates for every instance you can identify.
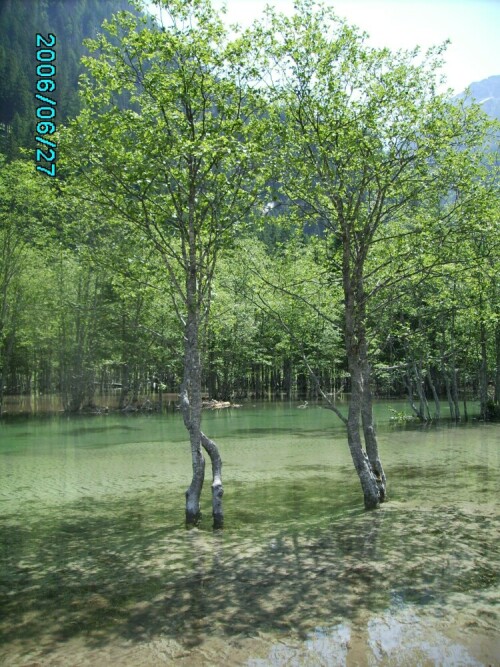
[1,404,499,665]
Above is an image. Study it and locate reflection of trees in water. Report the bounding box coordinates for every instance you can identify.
[1,496,497,659]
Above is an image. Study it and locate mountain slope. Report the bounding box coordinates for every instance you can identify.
[0,0,139,159]
[457,74,500,121]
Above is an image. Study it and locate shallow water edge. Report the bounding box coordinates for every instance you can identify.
[0,404,498,665]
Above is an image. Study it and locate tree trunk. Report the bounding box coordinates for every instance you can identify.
[0,330,15,416]
[343,262,384,510]
[180,261,224,528]
[415,361,431,421]
[441,349,456,421]
[360,343,386,501]
[449,311,461,421]
[201,432,224,529]
[479,319,488,420]
[119,363,130,409]
[427,367,441,419]
[404,369,423,420]
[180,309,205,527]
[451,364,461,422]
[283,358,292,399]
[347,359,381,509]
[495,321,500,407]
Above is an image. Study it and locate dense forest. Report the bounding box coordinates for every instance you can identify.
[0,0,499,435]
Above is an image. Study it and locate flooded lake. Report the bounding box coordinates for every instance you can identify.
[0,401,499,665]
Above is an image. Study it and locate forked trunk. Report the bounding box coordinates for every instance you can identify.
[347,361,381,510]
[201,432,224,528]
[184,440,205,525]
[180,298,224,528]
[180,310,205,527]
[343,262,386,510]
[360,345,386,501]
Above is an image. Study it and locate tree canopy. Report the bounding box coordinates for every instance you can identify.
[0,0,498,516]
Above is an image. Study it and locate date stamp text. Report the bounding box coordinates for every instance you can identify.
[35,34,57,177]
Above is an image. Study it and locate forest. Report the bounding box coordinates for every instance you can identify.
[0,0,499,513]
[1,0,498,413]
[1,2,499,664]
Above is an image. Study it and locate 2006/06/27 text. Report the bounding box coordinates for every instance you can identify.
[35,34,57,177]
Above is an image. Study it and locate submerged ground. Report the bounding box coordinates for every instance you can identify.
[0,401,499,665]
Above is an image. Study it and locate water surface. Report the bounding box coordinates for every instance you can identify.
[1,401,499,665]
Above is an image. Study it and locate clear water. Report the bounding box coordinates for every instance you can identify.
[0,400,499,665]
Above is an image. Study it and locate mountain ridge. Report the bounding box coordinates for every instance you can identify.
[456,74,500,121]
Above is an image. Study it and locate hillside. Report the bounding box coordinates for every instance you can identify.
[456,74,500,121]
[0,0,139,158]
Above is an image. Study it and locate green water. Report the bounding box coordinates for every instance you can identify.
[1,400,499,666]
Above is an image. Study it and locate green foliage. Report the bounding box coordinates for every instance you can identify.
[62,0,270,326]
[388,408,420,423]
[0,0,499,417]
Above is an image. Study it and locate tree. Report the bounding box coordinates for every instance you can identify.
[252,0,495,508]
[62,0,267,527]
[0,159,55,413]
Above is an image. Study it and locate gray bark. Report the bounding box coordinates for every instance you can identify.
[343,260,384,510]
[0,332,14,416]
[449,312,461,421]
[450,364,461,422]
[427,367,441,420]
[347,359,381,509]
[119,363,130,409]
[441,343,456,421]
[180,249,224,528]
[415,362,431,421]
[495,321,500,407]
[201,432,224,529]
[479,319,488,420]
[405,370,423,420]
[360,340,386,501]
[180,308,205,527]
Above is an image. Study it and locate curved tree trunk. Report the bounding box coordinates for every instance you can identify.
[201,432,224,529]
[347,357,381,509]
[180,309,205,527]
[344,264,385,510]
[360,342,387,501]
[180,274,224,528]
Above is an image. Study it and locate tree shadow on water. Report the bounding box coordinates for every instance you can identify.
[0,492,498,658]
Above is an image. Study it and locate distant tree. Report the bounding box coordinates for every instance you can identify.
[0,159,54,412]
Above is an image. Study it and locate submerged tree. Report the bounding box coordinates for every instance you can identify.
[62,0,267,527]
[252,0,494,508]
